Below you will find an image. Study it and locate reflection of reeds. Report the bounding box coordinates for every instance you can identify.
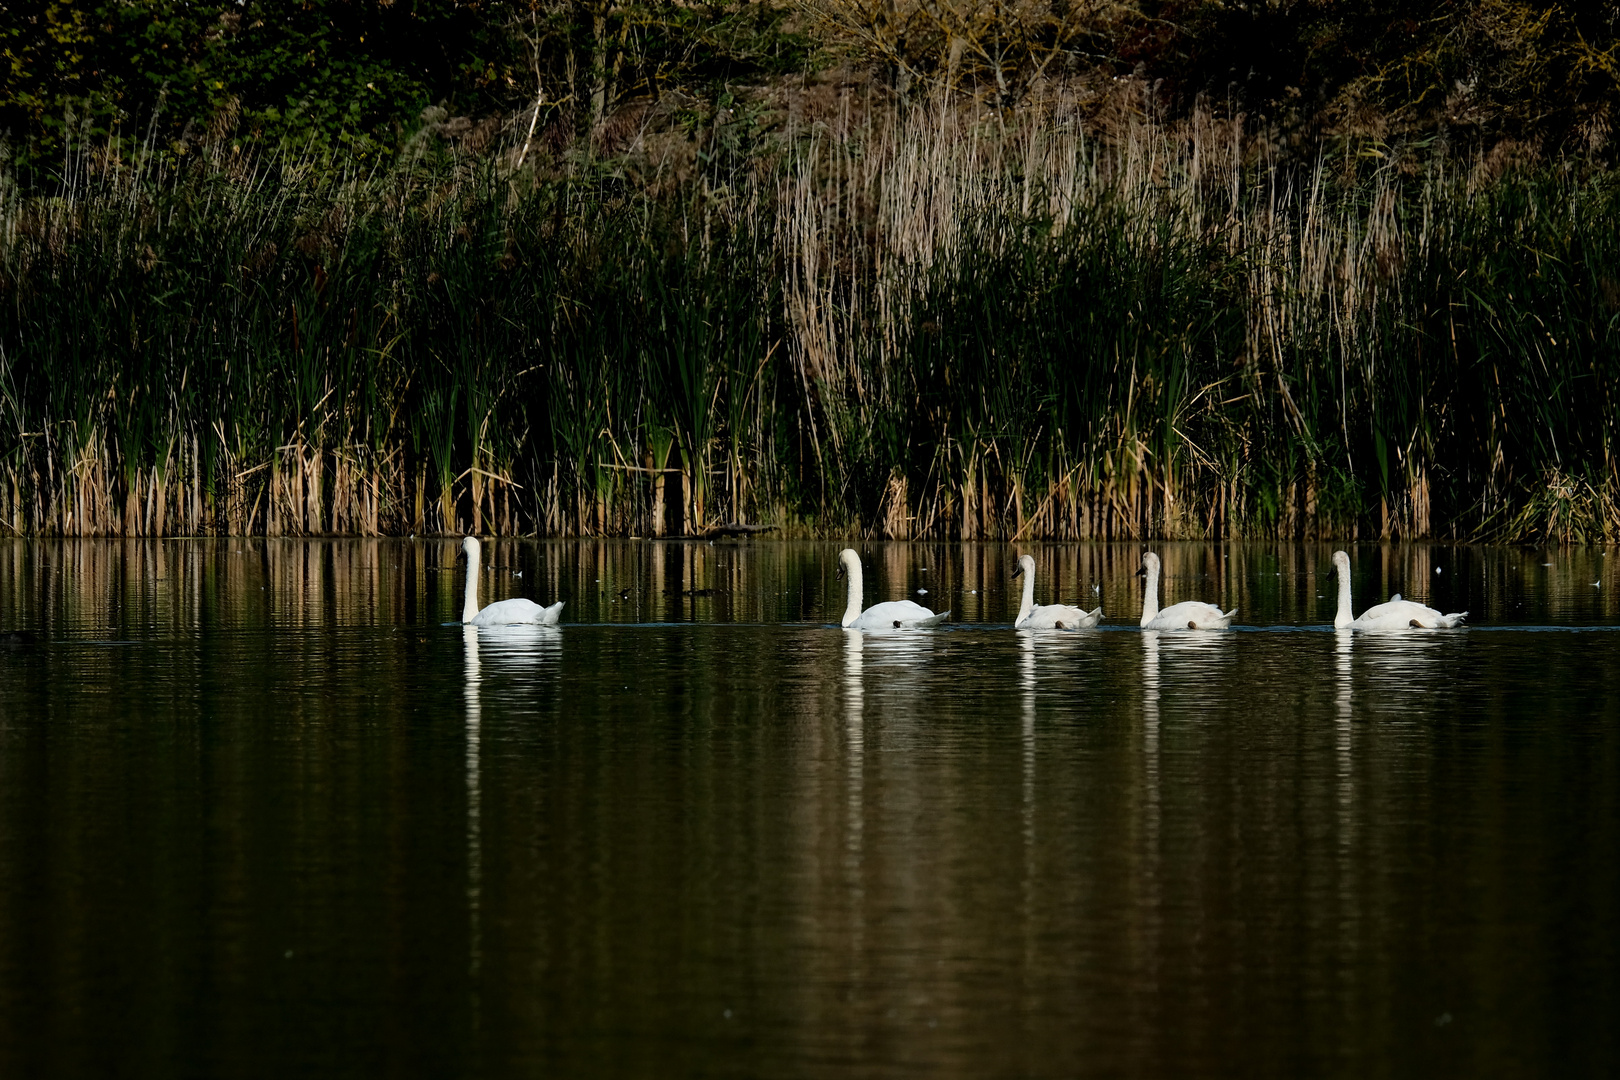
[2,103,1617,541]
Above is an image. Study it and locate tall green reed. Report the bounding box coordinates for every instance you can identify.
[2,103,1616,542]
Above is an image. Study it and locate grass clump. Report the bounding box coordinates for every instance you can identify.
[2,99,1618,543]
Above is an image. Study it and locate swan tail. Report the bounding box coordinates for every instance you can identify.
[915,609,951,628]
[540,601,565,625]
[1224,607,1238,620]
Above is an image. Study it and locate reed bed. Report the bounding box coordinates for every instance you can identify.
[2,102,1617,541]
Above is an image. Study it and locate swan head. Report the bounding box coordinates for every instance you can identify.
[1330,550,1350,576]
[462,536,480,561]
[836,548,860,580]
[1138,551,1160,578]
[1012,554,1035,579]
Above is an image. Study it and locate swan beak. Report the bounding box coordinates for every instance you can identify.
[836,566,845,581]
[1011,564,1024,579]
[1135,566,1146,578]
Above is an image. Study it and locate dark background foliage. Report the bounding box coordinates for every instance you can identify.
[2,1,519,162]
[4,0,1618,174]
[0,0,813,172]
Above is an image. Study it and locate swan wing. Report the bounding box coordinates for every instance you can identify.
[1353,599,1464,630]
[851,600,947,629]
[1146,601,1234,630]
[1022,603,1103,630]
[471,597,561,626]
[1405,605,1468,629]
[1352,599,1405,628]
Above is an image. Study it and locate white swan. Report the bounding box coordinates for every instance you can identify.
[1330,550,1466,630]
[1137,550,1236,630]
[837,548,949,629]
[461,536,563,626]
[1013,554,1102,629]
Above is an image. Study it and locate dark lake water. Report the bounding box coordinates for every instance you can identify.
[1,539,1617,1078]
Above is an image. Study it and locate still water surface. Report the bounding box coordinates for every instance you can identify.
[1,539,1617,1077]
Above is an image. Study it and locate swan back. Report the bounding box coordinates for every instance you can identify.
[1143,601,1236,631]
[1354,599,1468,631]
[849,601,950,630]
[470,598,565,626]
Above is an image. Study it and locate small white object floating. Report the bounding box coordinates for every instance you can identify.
[916,588,929,596]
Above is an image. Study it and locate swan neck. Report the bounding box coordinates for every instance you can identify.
[1139,560,1159,627]
[1017,565,1035,625]
[841,559,863,627]
[462,542,481,623]
[1334,562,1354,628]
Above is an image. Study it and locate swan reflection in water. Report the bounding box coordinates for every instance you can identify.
[463,627,484,986]
[1020,629,1037,720]
[1141,626,1237,818]
[1335,628,1354,725]
[462,622,562,989]
[845,624,936,699]
[840,626,934,899]
[841,629,867,965]
[1142,628,1161,760]
[1140,629,1163,846]
[1019,632,1038,932]
[843,628,864,756]
[1353,628,1454,702]
[471,623,563,667]
[1144,622,1238,710]
[1334,628,1357,878]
